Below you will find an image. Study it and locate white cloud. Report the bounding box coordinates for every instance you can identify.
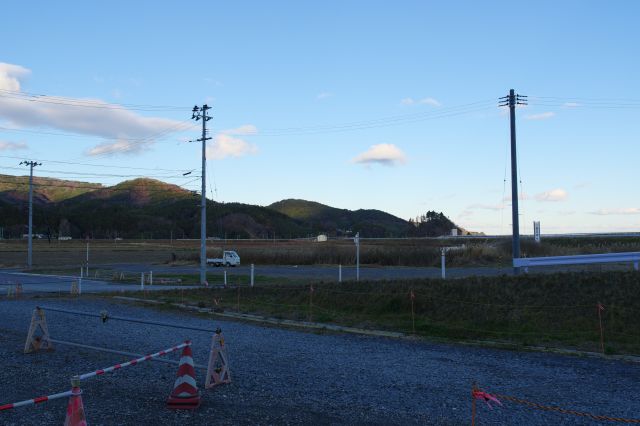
[0,63,30,91]
[85,139,152,156]
[563,102,581,108]
[401,97,441,107]
[591,208,640,215]
[0,62,183,157]
[0,140,28,151]
[352,143,407,166]
[535,188,568,202]
[221,124,258,136]
[317,92,333,100]
[525,112,555,120]
[207,134,258,160]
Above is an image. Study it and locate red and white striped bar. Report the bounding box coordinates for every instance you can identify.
[0,341,190,412]
[0,389,72,411]
[78,340,190,380]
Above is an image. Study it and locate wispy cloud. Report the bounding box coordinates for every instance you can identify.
[502,193,530,202]
[353,143,407,166]
[563,102,581,108]
[467,203,506,211]
[574,181,590,190]
[0,62,183,157]
[221,124,258,136]
[0,140,28,151]
[525,112,555,120]
[535,188,568,202]
[591,208,640,215]
[86,139,152,156]
[316,92,333,100]
[401,97,441,107]
[206,124,259,160]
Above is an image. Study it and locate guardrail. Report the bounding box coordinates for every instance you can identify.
[513,251,640,271]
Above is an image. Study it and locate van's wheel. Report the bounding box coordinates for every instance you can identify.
[225,262,230,267]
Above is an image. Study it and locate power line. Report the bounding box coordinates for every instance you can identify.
[0,155,193,173]
[76,121,197,159]
[0,88,188,111]
[0,165,195,179]
[256,100,496,136]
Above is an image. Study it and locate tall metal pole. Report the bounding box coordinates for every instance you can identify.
[21,160,40,269]
[200,107,207,286]
[27,164,34,268]
[191,105,212,286]
[509,89,520,273]
[355,232,360,281]
[500,90,527,274]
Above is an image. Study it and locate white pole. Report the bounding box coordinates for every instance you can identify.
[140,272,145,290]
[339,264,342,283]
[78,276,82,295]
[224,270,227,286]
[149,271,153,286]
[80,266,83,278]
[355,232,360,282]
[441,248,446,279]
[250,264,254,287]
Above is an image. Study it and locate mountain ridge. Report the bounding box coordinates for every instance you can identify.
[0,175,472,238]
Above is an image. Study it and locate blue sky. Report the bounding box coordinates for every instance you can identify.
[1,1,639,234]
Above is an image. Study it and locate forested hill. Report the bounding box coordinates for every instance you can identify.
[0,175,473,238]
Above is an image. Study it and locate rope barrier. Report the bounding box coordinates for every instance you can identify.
[78,341,190,380]
[38,305,217,333]
[472,386,640,424]
[50,339,207,370]
[494,393,640,423]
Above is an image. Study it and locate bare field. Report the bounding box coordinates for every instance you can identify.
[2,236,640,269]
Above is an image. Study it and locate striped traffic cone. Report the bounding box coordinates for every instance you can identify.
[64,376,87,426]
[167,343,200,409]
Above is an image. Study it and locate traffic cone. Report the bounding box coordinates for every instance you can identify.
[205,328,231,389]
[64,376,87,426]
[167,343,200,409]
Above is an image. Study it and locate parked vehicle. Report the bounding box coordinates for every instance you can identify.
[207,250,240,267]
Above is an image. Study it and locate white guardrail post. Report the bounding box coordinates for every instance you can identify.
[441,248,446,279]
[250,264,254,287]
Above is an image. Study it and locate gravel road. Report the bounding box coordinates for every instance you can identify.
[0,297,638,425]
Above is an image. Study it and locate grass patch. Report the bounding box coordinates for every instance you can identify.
[131,270,640,355]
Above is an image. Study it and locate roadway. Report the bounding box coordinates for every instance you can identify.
[0,270,198,294]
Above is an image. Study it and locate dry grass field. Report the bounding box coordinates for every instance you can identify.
[2,235,640,269]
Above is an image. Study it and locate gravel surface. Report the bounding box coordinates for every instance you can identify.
[0,297,639,425]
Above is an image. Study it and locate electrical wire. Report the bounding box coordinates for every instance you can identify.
[255,101,497,136]
[0,155,194,173]
[0,88,188,112]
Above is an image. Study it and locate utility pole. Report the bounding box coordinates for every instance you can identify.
[354,232,360,282]
[20,160,41,269]
[191,104,212,285]
[499,90,527,274]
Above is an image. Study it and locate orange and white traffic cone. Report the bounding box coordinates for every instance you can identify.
[167,343,200,409]
[64,376,87,426]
